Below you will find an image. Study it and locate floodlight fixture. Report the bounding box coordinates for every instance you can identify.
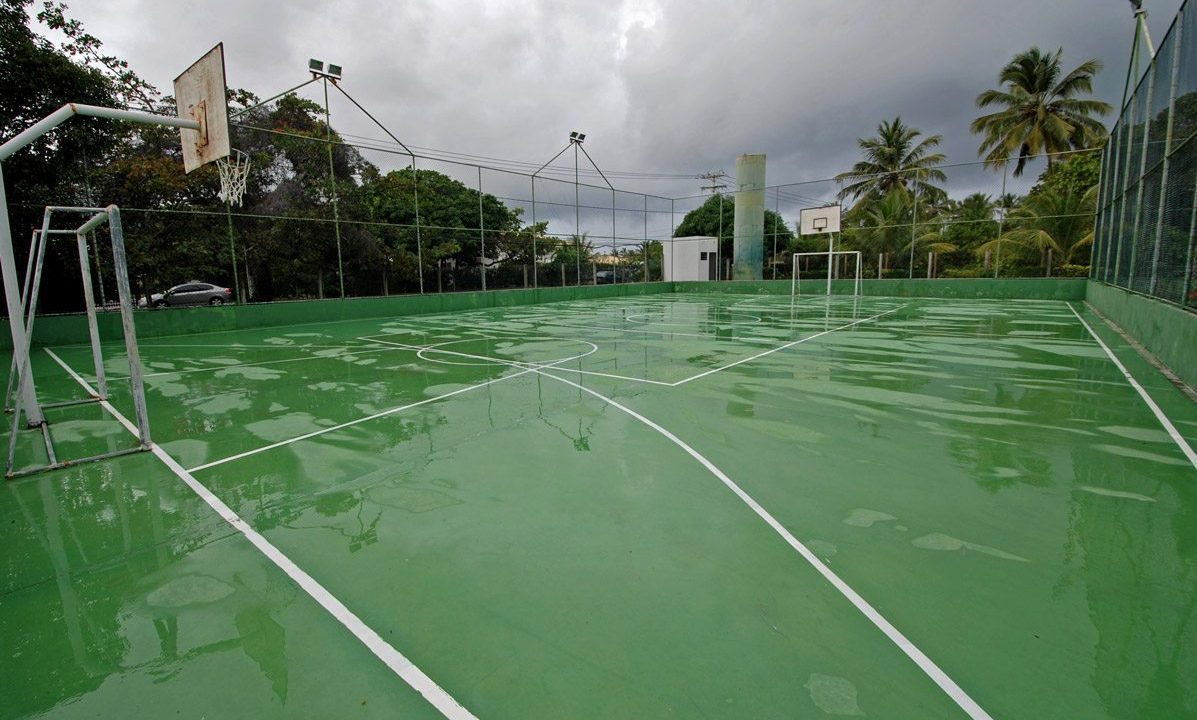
[327,64,343,78]
[309,58,325,73]
[570,131,586,144]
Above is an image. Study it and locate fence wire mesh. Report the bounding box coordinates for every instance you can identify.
[1093,0,1197,310]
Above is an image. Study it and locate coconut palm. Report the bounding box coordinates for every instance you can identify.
[836,117,947,203]
[978,185,1097,269]
[972,47,1111,176]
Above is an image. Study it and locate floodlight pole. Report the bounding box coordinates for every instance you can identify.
[574,142,581,285]
[320,75,345,299]
[0,103,200,427]
[575,140,615,286]
[532,141,573,285]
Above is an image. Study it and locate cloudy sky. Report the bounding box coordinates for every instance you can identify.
[44,0,1185,228]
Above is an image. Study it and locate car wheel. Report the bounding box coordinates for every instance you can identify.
[153,300,167,308]
[209,297,225,306]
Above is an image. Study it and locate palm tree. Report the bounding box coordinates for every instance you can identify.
[972,47,1111,175]
[978,185,1097,270]
[836,117,947,202]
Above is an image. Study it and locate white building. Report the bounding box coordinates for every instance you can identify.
[663,236,718,282]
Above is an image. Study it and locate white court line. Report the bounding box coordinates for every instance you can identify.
[188,368,536,472]
[670,304,908,386]
[105,345,406,380]
[520,365,994,719]
[1067,303,1197,470]
[43,348,478,720]
[361,335,678,387]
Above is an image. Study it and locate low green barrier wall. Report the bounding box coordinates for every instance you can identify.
[673,277,1088,300]
[10,282,672,349]
[0,277,1097,350]
[1085,281,1197,389]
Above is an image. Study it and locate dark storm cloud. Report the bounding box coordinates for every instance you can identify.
[59,0,1183,201]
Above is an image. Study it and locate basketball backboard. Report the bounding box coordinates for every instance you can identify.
[799,204,842,235]
[174,43,229,173]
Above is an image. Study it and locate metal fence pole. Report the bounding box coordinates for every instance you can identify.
[1091,143,1111,280]
[643,194,648,282]
[224,202,242,303]
[995,164,1008,278]
[574,143,581,286]
[670,199,675,282]
[413,157,424,294]
[908,170,919,279]
[772,186,780,279]
[1126,54,1158,290]
[1150,9,1185,295]
[1183,172,1197,305]
[530,176,538,288]
[478,166,486,291]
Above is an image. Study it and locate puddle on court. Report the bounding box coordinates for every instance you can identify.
[804,674,865,716]
[1076,486,1156,502]
[843,509,896,528]
[911,533,1029,562]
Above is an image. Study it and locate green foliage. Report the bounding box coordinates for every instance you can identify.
[972,47,1111,175]
[672,193,793,271]
[1028,149,1101,200]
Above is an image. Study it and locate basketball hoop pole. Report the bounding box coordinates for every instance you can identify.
[0,104,200,425]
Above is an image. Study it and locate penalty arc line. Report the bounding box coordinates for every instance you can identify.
[527,367,994,719]
[43,348,479,720]
[1066,303,1197,470]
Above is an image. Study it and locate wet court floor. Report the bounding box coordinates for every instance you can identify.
[2,292,1195,719]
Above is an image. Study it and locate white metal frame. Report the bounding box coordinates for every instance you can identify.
[4,206,152,478]
[791,251,863,297]
[0,105,193,478]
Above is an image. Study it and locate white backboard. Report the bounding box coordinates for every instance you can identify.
[174,43,229,173]
[799,204,842,235]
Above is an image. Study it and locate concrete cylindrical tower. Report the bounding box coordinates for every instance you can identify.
[732,154,766,280]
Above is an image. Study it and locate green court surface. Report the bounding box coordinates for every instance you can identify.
[2,292,1196,719]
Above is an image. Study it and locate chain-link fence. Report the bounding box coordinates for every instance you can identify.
[1093,0,1197,310]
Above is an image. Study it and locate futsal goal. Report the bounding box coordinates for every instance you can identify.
[791,251,862,297]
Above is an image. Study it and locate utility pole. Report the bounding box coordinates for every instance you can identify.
[700,171,729,279]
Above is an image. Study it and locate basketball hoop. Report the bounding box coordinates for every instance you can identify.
[216,148,250,206]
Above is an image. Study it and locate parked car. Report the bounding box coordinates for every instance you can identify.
[141,282,233,308]
[595,270,615,284]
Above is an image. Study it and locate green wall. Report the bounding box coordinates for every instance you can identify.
[0,277,1116,350]
[9,283,672,349]
[1085,281,1197,390]
[673,277,1087,300]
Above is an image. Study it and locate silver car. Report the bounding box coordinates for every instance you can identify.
[148,282,233,308]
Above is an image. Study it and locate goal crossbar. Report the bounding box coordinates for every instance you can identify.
[791,251,862,297]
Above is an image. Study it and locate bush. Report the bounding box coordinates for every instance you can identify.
[941,266,989,278]
[1056,264,1090,277]
[880,268,908,279]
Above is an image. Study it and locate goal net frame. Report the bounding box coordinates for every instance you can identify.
[791,251,862,297]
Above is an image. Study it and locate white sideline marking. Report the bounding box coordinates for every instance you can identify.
[136,345,404,378]
[670,304,907,386]
[44,348,478,720]
[526,367,993,719]
[1067,303,1197,470]
[188,369,535,472]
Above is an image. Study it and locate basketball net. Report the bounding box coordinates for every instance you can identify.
[216,148,250,207]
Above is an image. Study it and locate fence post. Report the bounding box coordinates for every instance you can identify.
[478,166,486,292]
[995,164,1007,278]
[643,194,648,283]
[1150,9,1185,295]
[530,176,538,289]
[1126,48,1159,291]
[413,157,424,294]
[909,169,920,279]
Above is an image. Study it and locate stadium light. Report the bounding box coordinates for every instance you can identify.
[308,59,343,80]
[570,131,586,144]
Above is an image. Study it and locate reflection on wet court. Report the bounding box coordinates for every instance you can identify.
[3,293,1196,719]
